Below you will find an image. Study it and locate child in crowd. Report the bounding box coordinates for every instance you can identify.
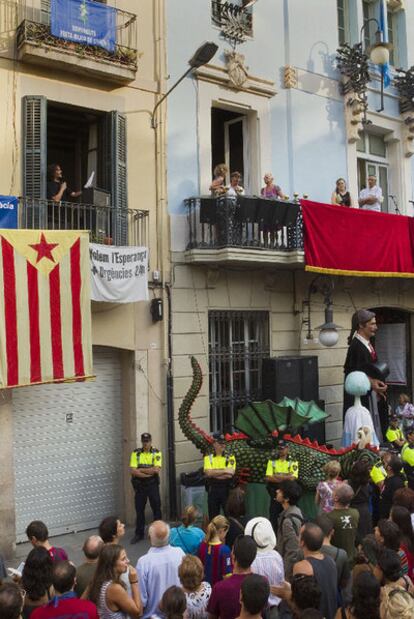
[396,394,414,432]
[197,515,232,586]
[315,460,342,513]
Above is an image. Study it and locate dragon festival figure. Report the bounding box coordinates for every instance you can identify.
[178,357,380,490]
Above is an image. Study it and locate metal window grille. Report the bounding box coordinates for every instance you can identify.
[209,310,269,433]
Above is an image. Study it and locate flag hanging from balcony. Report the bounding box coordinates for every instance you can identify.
[301,200,414,278]
[51,0,116,53]
[0,230,93,389]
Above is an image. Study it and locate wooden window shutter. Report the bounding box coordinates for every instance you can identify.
[110,111,128,245]
[23,95,47,200]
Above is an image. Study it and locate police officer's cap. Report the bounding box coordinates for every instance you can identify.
[141,432,152,442]
[278,439,289,449]
[405,426,414,437]
[212,432,226,444]
[389,414,399,422]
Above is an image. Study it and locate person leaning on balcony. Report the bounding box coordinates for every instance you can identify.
[261,172,284,200]
[209,163,229,197]
[226,171,245,197]
[358,174,383,212]
[331,178,352,207]
[47,163,82,203]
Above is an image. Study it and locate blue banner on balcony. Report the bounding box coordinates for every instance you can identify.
[51,0,116,53]
[0,196,18,229]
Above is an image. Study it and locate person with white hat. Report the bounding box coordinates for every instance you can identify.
[245,517,284,618]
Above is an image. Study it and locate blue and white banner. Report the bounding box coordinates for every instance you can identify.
[90,244,149,303]
[51,0,116,53]
[0,195,18,229]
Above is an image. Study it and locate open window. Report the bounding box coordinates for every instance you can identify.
[22,95,128,242]
[357,130,390,213]
[211,106,250,191]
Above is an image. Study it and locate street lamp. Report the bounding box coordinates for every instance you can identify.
[151,41,218,128]
[360,18,393,112]
[304,276,342,348]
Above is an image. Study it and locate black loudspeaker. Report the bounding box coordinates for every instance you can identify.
[262,356,319,402]
[262,356,325,443]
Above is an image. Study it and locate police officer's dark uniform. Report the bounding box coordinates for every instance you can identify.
[204,432,236,520]
[401,427,414,490]
[130,432,162,543]
[265,440,299,533]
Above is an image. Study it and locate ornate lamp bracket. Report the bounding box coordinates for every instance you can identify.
[336,43,370,143]
[395,66,414,157]
[212,0,253,47]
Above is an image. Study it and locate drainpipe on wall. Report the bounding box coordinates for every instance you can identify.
[165,283,177,520]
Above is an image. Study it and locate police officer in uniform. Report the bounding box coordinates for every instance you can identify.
[265,439,299,533]
[130,432,162,544]
[401,426,414,490]
[385,415,405,451]
[204,432,236,520]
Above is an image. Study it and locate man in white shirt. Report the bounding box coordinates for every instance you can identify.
[136,520,185,619]
[358,175,383,212]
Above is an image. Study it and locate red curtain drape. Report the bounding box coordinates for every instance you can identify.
[301,200,414,278]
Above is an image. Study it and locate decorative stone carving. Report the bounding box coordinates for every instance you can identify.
[402,111,414,158]
[344,88,366,143]
[284,65,297,89]
[206,268,221,288]
[224,49,249,89]
[387,0,404,11]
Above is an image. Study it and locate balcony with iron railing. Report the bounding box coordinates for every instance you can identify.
[19,198,149,247]
[184,195,305,268]
[16,1,138,83]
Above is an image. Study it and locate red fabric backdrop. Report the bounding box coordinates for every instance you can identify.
[301,200,414,278]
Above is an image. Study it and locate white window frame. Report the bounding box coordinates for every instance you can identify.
[224,116,249,191]
[357,132,390,212]
[337,0,350,45]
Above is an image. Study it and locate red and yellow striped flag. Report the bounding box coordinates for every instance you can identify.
[0,230,93,388]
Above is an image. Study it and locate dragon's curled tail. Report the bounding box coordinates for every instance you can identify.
[178,356,211,452]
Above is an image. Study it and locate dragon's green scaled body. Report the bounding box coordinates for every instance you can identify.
[179,357,380,490]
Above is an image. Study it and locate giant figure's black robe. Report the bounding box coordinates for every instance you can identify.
[343,336,376,419]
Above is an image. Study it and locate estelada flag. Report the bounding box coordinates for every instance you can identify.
[0,229,93,388]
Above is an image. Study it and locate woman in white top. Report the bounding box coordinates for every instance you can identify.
[179,555,211,619]
[244,517,284,619]
[86,544,142,619]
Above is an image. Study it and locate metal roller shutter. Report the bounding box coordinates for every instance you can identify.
[12,347,123,542]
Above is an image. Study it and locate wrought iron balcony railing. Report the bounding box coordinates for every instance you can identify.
[16,1,137,71]
[185,196,303,251]
[19,198,149,247]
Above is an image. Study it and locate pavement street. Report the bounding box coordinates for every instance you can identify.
[5,525,151,570]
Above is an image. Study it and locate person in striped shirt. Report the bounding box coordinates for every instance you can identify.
[198,515,232,586]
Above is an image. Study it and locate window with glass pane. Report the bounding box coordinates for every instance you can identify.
[337,0,347,45]
[387,11,395,66]
[209,311,269,433]
[368,134,386,157]
[362,1,373,51]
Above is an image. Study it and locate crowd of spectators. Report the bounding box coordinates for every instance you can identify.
[2,463,414,619]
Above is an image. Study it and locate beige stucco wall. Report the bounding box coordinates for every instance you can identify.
[0,0,169,549]
[171,260,414,483]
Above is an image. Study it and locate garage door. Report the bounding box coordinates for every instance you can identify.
[13,347,123,542]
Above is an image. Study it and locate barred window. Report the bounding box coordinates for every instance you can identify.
[209,311,269,433]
